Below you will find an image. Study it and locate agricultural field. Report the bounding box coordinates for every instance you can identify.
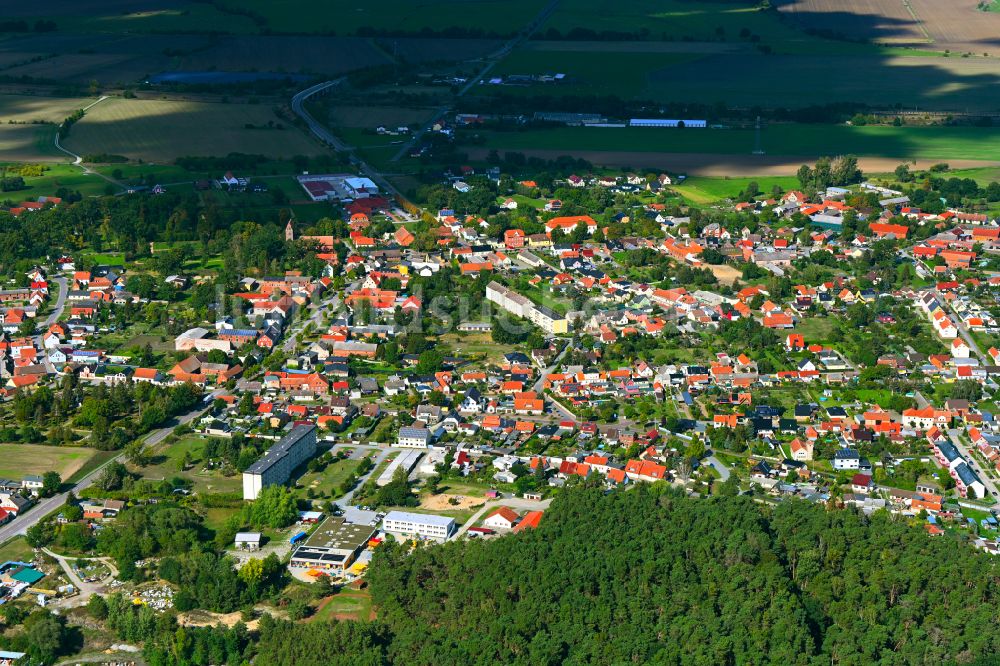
[7,3,259,35]
[0,444,98,480]
[543,0,803,42]
[212,0,548,36]
[490,48,698,98]
[488,38,1000,110]
[63,98,326,162]
[0,94,95,161]
[779,0,1000,55]
[678,175,801,204]
[464,124,1000,175]
[0,32,389,85]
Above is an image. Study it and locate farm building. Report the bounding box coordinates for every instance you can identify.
[630,118,706,128]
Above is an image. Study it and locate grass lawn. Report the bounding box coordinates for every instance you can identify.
[295,453,373,500]
[0,444,98,480]
[791,317,841,345]
[0,537,35,564]
[1,162,110,197]
[679,175,801,204]
[137,436,242,495]
[83,253,127,267]
[472,124,1000,162]
[438,332,507,364]
[65,449,119,485]
[311,588,374,622]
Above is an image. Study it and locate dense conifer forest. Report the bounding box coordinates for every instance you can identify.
[250,485,1000,665]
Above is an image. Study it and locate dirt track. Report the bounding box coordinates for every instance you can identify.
[465,148,1000,175]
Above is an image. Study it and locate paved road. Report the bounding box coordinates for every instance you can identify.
[706,456,731,482]
[948,428,1000,499]
[290,79,403,200]
[335,447,393,508]
[453,496,552,538]
[0,393,219,544]
[281,295,341,353]
[948,302,987,362]
[53,96,124,191]
[33,275,68,373]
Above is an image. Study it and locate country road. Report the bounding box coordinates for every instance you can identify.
[290,79,403,201]
[390,0,563,162]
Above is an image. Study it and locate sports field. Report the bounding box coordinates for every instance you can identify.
[0,444,98,480]
[64,98,325,162]
[471,124,1000,162]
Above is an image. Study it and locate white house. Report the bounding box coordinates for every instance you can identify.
[483,507,520,530]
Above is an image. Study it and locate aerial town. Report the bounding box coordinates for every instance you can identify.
[5,0,1000,663]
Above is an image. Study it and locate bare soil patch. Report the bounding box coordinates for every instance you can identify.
[421,493,486,511]
[707,264,743,285]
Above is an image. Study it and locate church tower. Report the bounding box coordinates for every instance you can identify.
[284,219,294,241]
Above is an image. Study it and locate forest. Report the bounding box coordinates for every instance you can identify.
[246,485,1000,665]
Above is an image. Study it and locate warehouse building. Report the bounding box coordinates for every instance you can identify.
[288,516,377,574]
[242,424,318,500]
[383,510,456,541]
[377,449,423,486]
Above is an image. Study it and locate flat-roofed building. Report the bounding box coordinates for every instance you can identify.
[383,510,456,541]
[242,424,318,500]
[289,517,377,574]
[377,449,423,486]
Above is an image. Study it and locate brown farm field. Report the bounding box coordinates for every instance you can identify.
[778,0,1000,54]
[64,97,326,161]
[0,93,96,123]
[0,93,96,161]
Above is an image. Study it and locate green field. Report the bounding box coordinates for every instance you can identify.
[312,588,374,622]
[0,537,35,564]
[543,0,804,42]
[491,49,697,98]
[15,5,259,34]
[64,98,326,163]
[295,453,373,500]
[679,175,801,204]
[471,124,1000,162]
[137,436,242,495]
[214,0,546,35]
[0,444,97,480]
